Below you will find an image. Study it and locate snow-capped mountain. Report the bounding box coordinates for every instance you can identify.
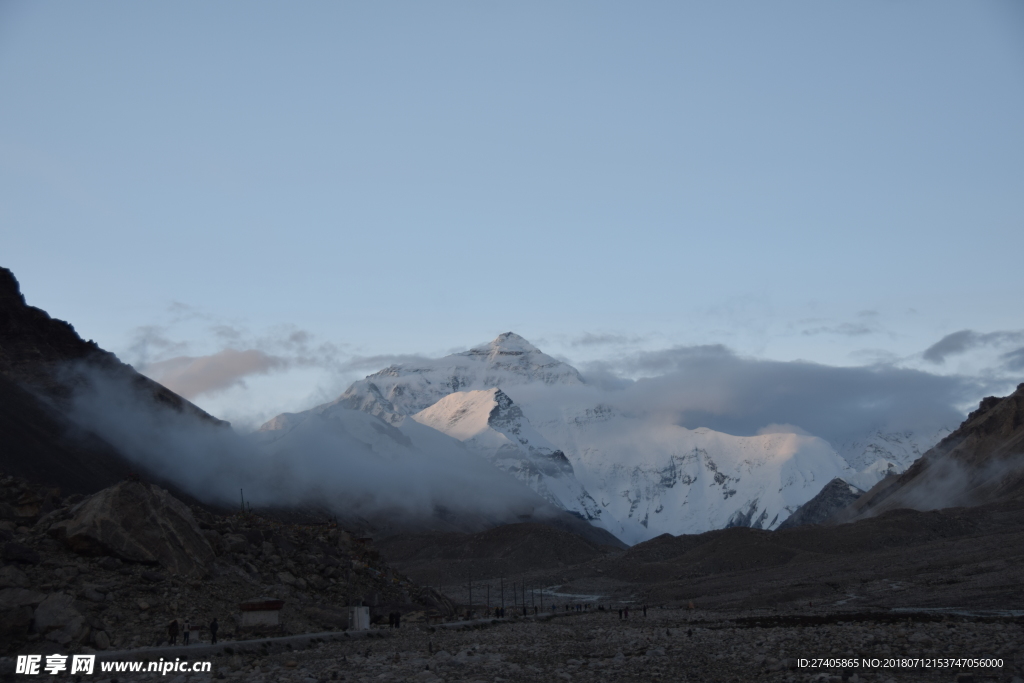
[340,332,583,421]
[411,388,607,524]
[529,402,859,542]
[261,332,949,544]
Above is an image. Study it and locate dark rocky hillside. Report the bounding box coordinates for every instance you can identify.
[0,267,221,423]
[0,473,452,657]
[0,267,225,494]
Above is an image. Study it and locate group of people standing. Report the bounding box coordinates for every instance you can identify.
[617,604,648,619]
[167,617,219,645]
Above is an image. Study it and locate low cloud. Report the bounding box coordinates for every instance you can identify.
[125,316,354,403]
[801,322,877,337]
[923,329,1024,364]
[576,344,980,446]
[66,365,549,524]
[142,349,286,398]
[570,332,646,347]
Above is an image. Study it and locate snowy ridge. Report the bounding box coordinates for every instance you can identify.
[412,389,607,524]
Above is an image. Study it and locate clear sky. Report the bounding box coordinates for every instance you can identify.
[2,1,1022,427]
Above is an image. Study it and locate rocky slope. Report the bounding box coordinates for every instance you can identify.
[0,267,222,425]
[775,477,864,530]
[0,473,452,657]
[0,267,227,495]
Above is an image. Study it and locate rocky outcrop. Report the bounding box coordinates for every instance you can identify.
[775,478,864,530]
[50,480,216,577]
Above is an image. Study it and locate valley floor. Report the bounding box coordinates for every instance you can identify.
[25,609,1022,683]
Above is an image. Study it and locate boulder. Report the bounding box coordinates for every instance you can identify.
[0,587,46,609]
[0,564,29,587]
[54,481,215,577]
[32,592,86,646]
[224,534,248,554]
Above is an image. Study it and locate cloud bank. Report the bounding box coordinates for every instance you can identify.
[571,344,980,446]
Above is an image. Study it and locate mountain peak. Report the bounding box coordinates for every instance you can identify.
[469,332,543,358]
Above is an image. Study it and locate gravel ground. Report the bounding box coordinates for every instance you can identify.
[32,609,1021,683]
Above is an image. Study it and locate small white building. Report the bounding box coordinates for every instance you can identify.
[346,606,370,631]
[240,598,285,628]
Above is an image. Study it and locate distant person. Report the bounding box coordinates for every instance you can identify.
[209,617,219,644]
[618,609,622,619]
[642,604,647,617]
[168,619,179,645]
[183,619,190,645]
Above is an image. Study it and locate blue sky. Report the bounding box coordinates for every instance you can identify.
[2,1,1022,426]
